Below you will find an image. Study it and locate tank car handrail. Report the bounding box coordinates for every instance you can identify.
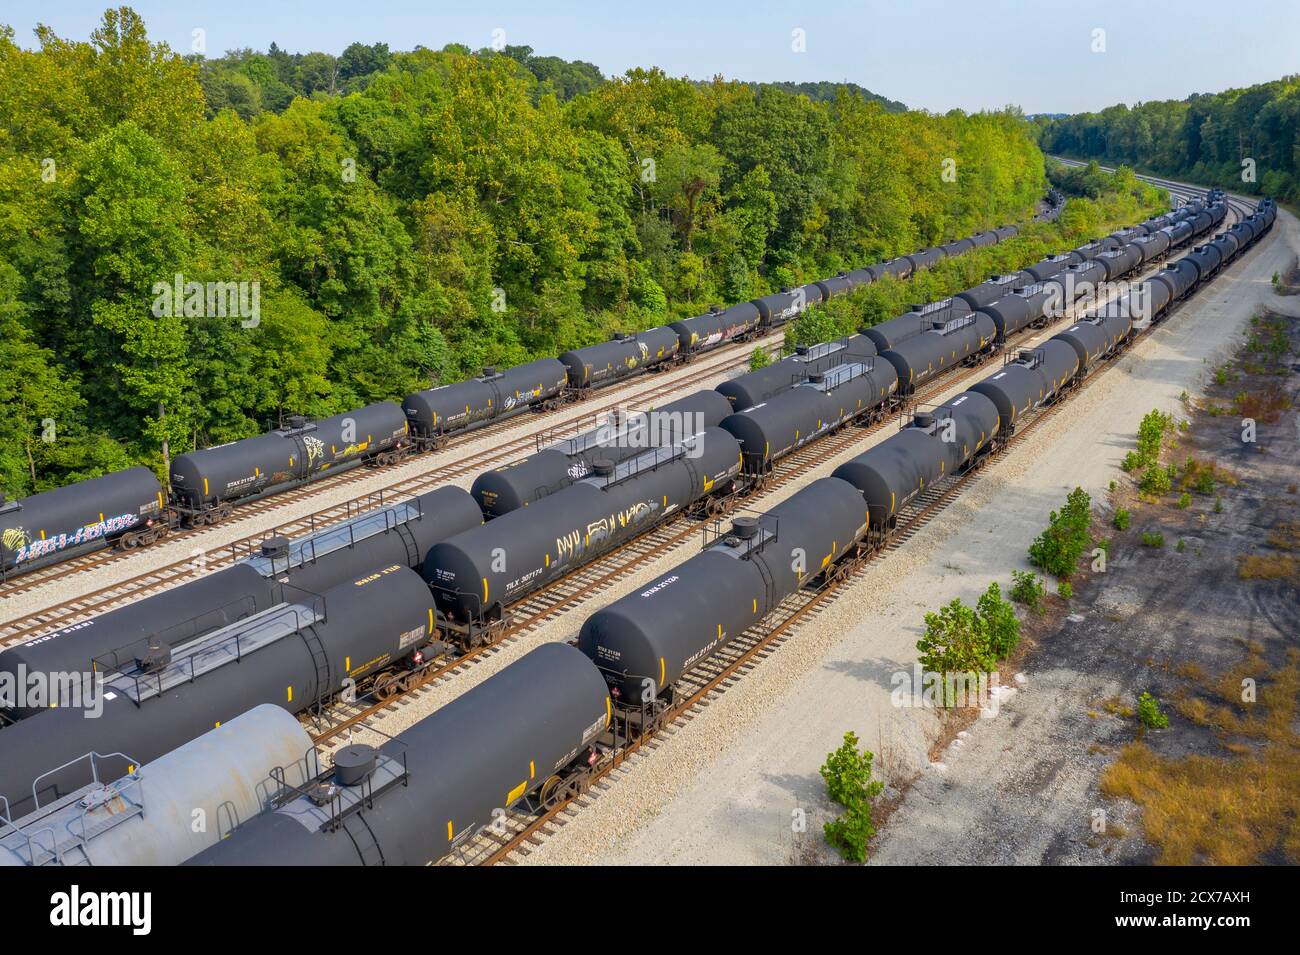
[269,741,410,833]
[0,798,62,866]
[30,750,141,811]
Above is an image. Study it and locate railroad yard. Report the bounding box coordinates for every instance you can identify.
[525,198,1298,867]
[2,8,1297,902]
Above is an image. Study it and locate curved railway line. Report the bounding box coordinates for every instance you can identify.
[304,179,1245,764]
[455,185,1267,867]
[0,182,1228,670]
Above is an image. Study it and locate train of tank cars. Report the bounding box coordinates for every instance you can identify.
[0,221,1041,581]
[0,189,1274,867]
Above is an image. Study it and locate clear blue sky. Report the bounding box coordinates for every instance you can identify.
[10,1,1299,114]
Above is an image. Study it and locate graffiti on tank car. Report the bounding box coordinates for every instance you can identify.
[303,435,325,468]
[9,512,141,564]
[555,500,658,560]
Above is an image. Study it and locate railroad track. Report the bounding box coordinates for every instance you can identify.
[0,183,1230,666]
[0,334,792,639]
[0,330,786,605]
[305,182,1240,762]
[445,189,1264,866]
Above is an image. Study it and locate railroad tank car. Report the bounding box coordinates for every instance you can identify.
[862,297,973,353]
[188,643,611,866]
[865,257,912,282]
[559,328,680,391]
[844,267,877,287]
[1209,232,1239,266]
[401,358,568,441]
[425,430,743,624]
[1094,245,1143,282]
[954,273,1029,311]
[719,360,898,472]
[1131,230,1171,264]
[992,225,1018,242]
[1052,312,1130,371]
[1228,218,1256,249]
[715,336,877,411]
[812,272,859,299]
[170,403,409,513]
[579,477,868,702]
[1072,239,1116,262]
[0,486,481,720]
[670,302,762,353]
[751,285,822,326]
[979,284,1054,341]
[1023,254,1073,283]
[0,565,436,819]
[1152,257,1199,302]
[1165,218,1194,248]
[969,362,1048,432]
[471,390,731,518]
[880,312,997,394]
[831,424,949,528]
[1185,244,1223,282]
[904,247,945,272]
[0,705,313,866]
[928,392,1001,473]
[1032,339,1084,395]
[940,237,975,258]
[970,230,1000,248]
[1048,260,1107,308]
[1,467,166,577]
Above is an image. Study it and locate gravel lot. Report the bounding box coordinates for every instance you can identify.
[517,202,1298,866]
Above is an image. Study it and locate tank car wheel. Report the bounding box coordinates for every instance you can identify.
[374,673,400,701]
[120,532,141,550]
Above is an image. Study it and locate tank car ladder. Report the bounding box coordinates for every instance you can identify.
[298,624,334,716]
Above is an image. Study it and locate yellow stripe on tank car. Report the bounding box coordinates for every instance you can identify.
[891,492,895,515]
[345,656,351,672]
[482,578,489,604]
[659,657,666,687]
[605,697,611,728]
[428,608,434,635]
[530,760,535,780]
[286,686,293,703]
[447,820,454,841]
[203,478,209,496]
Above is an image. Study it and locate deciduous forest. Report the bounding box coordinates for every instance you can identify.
[1039,76,1300,202]
[2,6,1049,493]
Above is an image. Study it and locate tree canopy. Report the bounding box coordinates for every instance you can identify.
[0,6,1046,495]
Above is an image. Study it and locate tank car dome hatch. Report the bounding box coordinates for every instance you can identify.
[334,743,379,786]
[730,516,760,541]
[286,415,308,431]
[481,366,497,377]
[913,412,936,430]
[260,535,290,560]
[135,641,173,674]
[592,459,615,477]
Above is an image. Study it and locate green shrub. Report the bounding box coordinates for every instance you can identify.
[1109,479,1117,491]
[1177,492,1191,509]
[1010,569,1045,613]
[1176,538,1186,552]
[1058,580,1073,600]
[1113,508,1131,530]
[916,599,996,704]
[748,346,772,371]
[820,732,885,863]
[1136,692,1169,730]
[1214,497,1224,514]
[1028,487,1093,579]
[1141,531,1165,548]
[977,582,1021,659]
[1140,464,1172,496]
[1120,451,1142,473]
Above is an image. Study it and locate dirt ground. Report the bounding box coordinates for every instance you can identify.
[873,307,1300,866]
[525,201,1299,867]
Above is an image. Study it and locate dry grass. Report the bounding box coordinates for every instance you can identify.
[1237,554,1300,580]
[1266,521,1300,551]
[1099,651,1300,865]
[1234,386,1293,424]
